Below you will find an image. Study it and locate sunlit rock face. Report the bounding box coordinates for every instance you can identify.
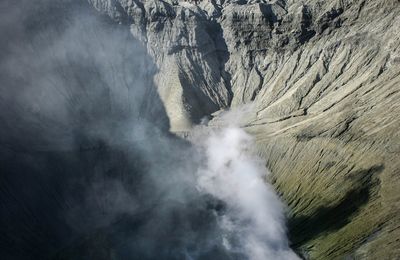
[89,0,233,131]
[89,0,400,259]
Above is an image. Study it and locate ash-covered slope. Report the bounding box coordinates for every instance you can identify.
[89,0,400,259]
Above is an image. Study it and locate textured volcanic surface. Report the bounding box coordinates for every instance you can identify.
[1,0,399,259]
[89,0,400,258]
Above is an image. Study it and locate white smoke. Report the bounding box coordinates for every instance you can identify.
[192,110,299,260]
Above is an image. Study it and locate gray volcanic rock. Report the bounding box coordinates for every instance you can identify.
[90,0,233,131]
[89,0,400,259]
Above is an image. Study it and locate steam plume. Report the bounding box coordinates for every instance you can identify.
[191,112,299,260]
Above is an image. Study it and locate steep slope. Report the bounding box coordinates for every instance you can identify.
[89,0,400,259]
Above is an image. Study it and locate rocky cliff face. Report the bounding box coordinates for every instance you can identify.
[89,0,400,259]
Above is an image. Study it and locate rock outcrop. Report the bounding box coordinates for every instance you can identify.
[89,0,400,258]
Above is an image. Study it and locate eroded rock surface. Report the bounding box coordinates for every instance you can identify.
[89,0,400,258]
